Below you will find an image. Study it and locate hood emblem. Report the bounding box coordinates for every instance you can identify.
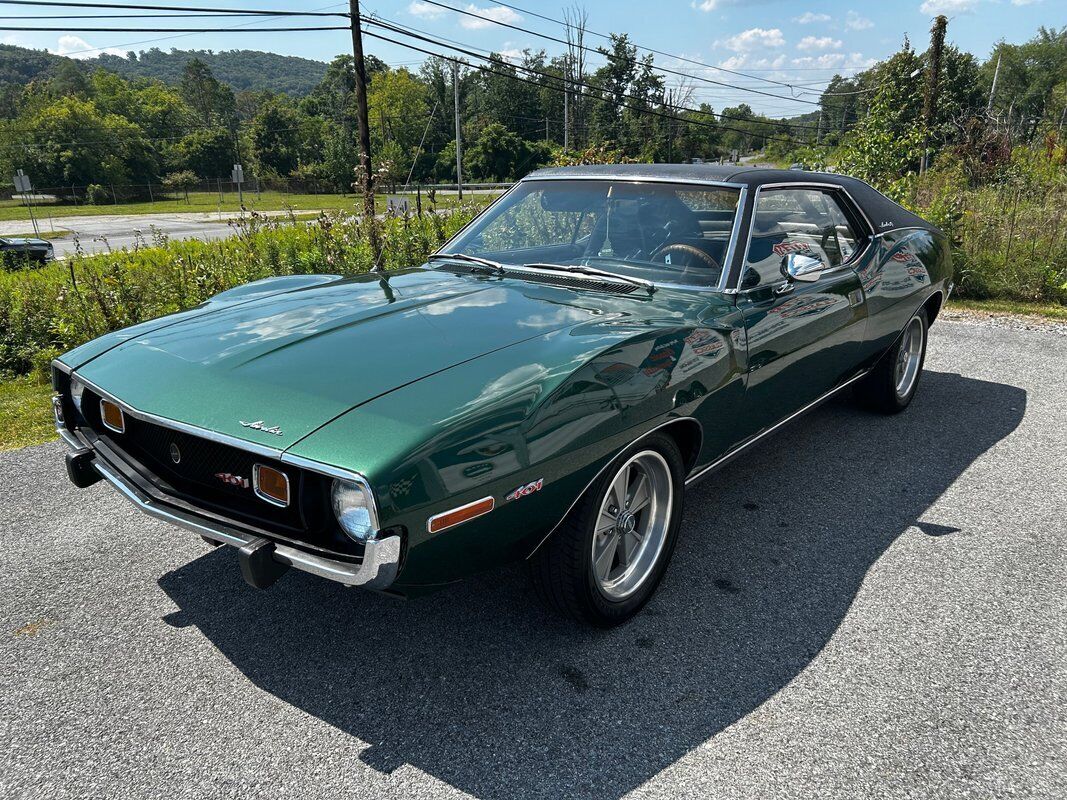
[169,443,181,464]
[240,420,284,436]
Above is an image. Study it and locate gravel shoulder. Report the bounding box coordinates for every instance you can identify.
[1,319,1064,800]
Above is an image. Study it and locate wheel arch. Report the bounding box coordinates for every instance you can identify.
[922,289,945,326]
[525,415,700,559]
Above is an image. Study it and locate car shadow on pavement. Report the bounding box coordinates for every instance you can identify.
[157,370,1025,800]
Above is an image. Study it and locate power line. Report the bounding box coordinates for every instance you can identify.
[0,25,349,31]
[365,15,825,136]
[410,0,823,107]
[359,24,814,149]
[0,0,348,14]
[482,0,869,97]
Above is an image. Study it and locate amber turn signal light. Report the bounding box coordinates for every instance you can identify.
[99,399,125,433]
[253,464,290,507]
[427,496,495,534]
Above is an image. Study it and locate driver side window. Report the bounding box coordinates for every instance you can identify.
[742,188,862,289]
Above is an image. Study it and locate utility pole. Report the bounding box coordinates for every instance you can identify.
[563,88,569,151]
[921,14,948,174]
[453,60,463,200]
[987,52,1001,116]
[816,107,823,145]
[348,0,380,262]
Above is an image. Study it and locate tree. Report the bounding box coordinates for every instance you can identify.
[179,58,236,128]
[367,68,430,181]
[7,95,154,189]
[250,98,303,176]
[170,127,234,178]
[838,43,927,196]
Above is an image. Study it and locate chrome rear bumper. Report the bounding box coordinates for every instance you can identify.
[59,431,400,591]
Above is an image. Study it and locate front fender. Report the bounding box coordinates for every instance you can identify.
[287,320,731,587]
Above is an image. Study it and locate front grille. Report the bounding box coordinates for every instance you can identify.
[79,389,334,541]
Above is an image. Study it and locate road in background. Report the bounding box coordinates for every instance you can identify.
[0,211,306,258]
[2,319,1064,799]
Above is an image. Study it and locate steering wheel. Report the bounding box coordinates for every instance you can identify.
[820,225,843,266]
[649,243,723,280]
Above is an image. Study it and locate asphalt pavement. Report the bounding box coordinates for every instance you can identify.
[0,211,303,258]
[1,317,1064,799]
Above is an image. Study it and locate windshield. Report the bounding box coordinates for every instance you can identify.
[439,179,742,288]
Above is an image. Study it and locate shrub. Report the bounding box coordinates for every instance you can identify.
[85,184,110,205]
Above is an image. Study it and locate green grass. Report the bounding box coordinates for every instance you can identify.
[0,190,496,223]
[0,376,54,451]
[946,298,1067,321]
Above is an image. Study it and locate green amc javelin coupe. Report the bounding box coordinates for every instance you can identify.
[52,165,952,626]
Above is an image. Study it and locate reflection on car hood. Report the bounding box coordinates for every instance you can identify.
[70,268,670,449]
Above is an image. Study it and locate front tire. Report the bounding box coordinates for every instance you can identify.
[855,307,929,414]
[530,434,684,627]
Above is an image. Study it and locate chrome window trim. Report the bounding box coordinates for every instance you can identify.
[438,177,748,294]
[253,463,291,508]
[734,182,877,293]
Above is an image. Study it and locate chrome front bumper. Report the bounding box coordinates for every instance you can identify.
[59,430,401,591]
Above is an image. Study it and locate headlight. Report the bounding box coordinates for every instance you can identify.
[331,478,378,542]
[70,377,85,414]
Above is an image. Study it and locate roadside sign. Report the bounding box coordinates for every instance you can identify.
[13,169,31,193]
[231,164,244,184]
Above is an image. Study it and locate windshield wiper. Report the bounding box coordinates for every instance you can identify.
[520,262,656,294]
[427,252,506,275]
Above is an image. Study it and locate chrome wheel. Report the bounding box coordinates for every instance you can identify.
[894,316,924,399]
[591,450,673,600]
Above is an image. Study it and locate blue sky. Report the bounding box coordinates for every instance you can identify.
[4,0,1062,115]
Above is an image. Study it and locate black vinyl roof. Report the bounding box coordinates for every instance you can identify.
[523,163,936,234]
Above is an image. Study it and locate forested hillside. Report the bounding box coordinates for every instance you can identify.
[0,44,328,101]
[95,48,328,95]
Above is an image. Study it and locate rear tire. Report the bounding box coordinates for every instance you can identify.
[855,307,928,414]
[530,434,685,627]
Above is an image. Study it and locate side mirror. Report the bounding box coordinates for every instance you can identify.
[781,252,826,283]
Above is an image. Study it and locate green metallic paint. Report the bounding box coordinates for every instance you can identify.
[56,180,953,594]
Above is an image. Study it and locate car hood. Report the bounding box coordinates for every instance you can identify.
[70,268,684,449]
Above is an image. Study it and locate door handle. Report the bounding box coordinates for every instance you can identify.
[773,281,794,296]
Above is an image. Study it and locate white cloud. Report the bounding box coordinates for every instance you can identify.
[792,52,876,70]
[845,11,874,29]
[919,0,979,13]
[498,47,524,63]
[407,1,445,19]
[55,35,125,58]
[797,36,842,51]
[718,53,787,70]
[1010,0,1040,4]
[719,27,785,52]
[794,12,831,23]
[691,0,721,10]
[458,4,521,29]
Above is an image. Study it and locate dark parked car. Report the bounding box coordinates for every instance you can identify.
[52,165,952,626]
[0,235,54,266]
